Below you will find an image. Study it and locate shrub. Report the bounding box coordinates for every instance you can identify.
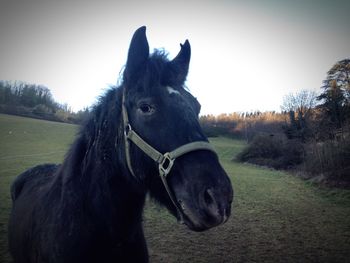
[236,134,304,169]
[304,138,350,179]
[32,104,53,116]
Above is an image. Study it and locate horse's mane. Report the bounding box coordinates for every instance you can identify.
[56,88,122,190]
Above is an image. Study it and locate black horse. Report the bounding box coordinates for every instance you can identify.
[8,26,233,263]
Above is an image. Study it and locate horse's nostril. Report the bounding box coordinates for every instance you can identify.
[204,188,215,206]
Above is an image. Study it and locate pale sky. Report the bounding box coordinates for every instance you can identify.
[0,0,349,115]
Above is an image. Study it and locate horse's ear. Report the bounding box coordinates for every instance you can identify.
[124,26,149,81]
[166,40,191,86]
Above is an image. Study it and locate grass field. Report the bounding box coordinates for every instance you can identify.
[1,113,350,262]
[0,114,78,263]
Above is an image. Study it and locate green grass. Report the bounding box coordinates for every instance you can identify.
[0,114,78,263]
[1,114,350,262]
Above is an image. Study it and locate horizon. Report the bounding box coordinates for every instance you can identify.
[1,0,349,115]
[0,79,321,116]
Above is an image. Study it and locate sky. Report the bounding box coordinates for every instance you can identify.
[0,0,349,115]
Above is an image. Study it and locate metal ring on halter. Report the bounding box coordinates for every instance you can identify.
[124,124,132,137]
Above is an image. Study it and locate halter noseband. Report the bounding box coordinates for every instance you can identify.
[122,89,217,221]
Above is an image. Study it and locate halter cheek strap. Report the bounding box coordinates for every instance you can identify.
[122,90,216,221]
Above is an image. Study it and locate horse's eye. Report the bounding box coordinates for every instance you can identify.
[138,104,155,114]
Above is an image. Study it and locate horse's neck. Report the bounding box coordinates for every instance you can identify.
[57,122,146,229]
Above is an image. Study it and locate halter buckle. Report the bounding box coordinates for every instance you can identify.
[159,153,175,177]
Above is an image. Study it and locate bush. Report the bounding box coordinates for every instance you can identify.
[236,134,304,169]
[32,104,53,116]
[304,138,350,179]
[0,104,33,116]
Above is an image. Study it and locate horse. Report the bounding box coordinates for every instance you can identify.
[8,26,234,263]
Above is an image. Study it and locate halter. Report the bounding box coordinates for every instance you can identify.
[122,88,217,221]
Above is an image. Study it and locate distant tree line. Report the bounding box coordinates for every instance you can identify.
[0,80,90,124]
[201,59,350,184]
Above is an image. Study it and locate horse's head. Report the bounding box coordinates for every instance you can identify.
[121,26,233,231]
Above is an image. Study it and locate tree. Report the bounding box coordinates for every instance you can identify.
[317,59,350,129]
[322,59,350,101]
[281,89,317,141]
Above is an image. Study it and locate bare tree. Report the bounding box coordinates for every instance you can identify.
[281,89,318,141]
[281,89,318,117]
